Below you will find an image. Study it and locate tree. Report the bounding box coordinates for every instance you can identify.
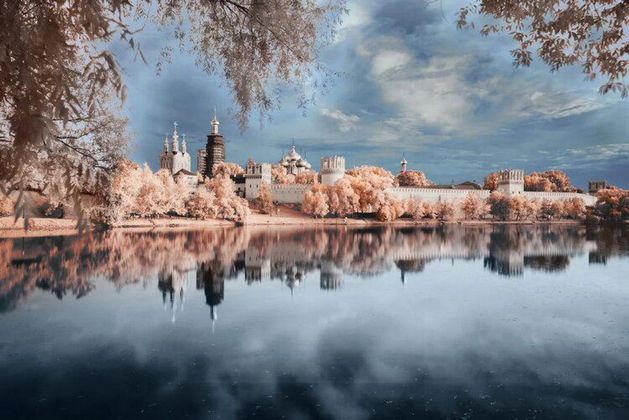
[510,195,529,220]
[487,192,510,220]
[458,1,629,96]
[0,0,346,215]
[205,175,251,222]
[539,200,564,220]
[302,189,329,218]
[376,198,405,222]
[186,186,218,220]
[255,182,275,215]
[155,169,188,215]
[272,166,292,184]
[396,171,432,187]
[524,171,575,192]
[592,189,628,222]
[212,162,244,178]
[329,178,358,217]
[563,197,586,220]
[483,172,499,191]
[461,193,486,219]
[435,201,455,221]
[186,176,250,222]
[422,202,436,219]
[406,199,425,220]
[294,171,318,185]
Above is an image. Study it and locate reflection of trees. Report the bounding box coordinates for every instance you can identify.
[0,224,619,310]
[524,256,570,272]
[586,225,629,264]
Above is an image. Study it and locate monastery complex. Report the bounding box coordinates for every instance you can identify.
[159,115,598,207]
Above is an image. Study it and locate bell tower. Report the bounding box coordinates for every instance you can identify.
[204,108,225,178]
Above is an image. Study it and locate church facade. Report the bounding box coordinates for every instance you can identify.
[159,122,191,175]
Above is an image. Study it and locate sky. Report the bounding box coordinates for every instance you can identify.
[112,0,629,188]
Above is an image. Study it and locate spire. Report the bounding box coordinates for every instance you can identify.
[163,135,169,153]
[400,154,407,173]
[172,121,179,152]
[211,108,219,135]
[181,133,187,154]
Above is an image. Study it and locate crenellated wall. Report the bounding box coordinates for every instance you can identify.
[522,191,596,206]
[386,187,596,206]
[270,184,310,204]
[386,187,490,203]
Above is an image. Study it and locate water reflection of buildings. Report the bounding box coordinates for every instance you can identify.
[196,262,226,328]
[1,226,625,315]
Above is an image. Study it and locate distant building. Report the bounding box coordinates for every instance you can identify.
[244,160,272,200]
[279,145,312,176]
[204,113,225,178]
[400,156,407,173]
[159,122,191,174]
[588,180,608,193]
[320,156,345,186]
[496,169,524,196]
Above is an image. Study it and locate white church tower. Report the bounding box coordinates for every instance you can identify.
[159,122,191,175]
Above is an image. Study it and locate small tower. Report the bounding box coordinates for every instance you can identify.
[162,136,169,153]
[588,180,608,193]
[245,161,272,200]
[181,133,188,154]
[496,169,524,196]
[171,122,179,153]
[320,156,345,186]
[400,156,407,173]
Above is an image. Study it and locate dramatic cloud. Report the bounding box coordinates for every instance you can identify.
[320,108,360,132]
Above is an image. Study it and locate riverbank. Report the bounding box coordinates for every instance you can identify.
[0,205,589,238]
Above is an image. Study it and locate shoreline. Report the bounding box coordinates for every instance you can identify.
[0,213,589,238]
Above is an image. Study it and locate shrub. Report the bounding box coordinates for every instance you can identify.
[255,182,275,215]
[487,192,510,220]
[435,201,455,221]
[406,199,424,220]
[421,202,436,219]
[539,200,564,220]
[563,197,586,220]
[593,189,628,222]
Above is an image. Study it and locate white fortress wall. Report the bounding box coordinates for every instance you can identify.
[386,187,490,203]
[522,191,596,206]
[270,184,310,204]
[386,187,596,206]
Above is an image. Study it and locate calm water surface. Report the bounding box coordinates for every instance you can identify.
[0,225,628,419]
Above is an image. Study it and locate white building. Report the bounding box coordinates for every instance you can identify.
[159,122,192,175]
[320,156,345,186]
[496,169,524,196]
